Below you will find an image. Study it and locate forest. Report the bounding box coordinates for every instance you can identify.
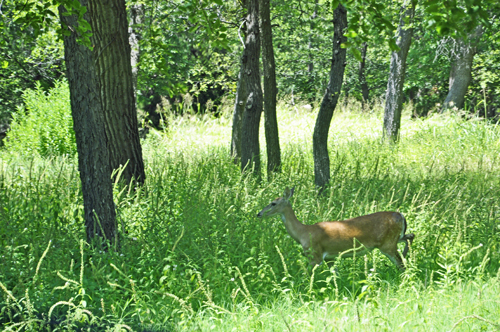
[0,0,500,331]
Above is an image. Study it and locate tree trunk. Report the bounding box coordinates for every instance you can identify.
[240,0,263,177]
[59,2,117,245]
[312,4,347,191]
[128,3,143,100]
[442,26,482,111]
[260,0,281,175]
[231,63,246,164]
[383,2,415,142]
[88,0,146,185]
[359,42,369,107]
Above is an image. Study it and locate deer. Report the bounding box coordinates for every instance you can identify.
[257,187,415,271]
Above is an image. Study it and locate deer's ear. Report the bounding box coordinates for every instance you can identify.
[283,187,294,200]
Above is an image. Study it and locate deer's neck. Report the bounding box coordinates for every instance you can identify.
[281,206,306,244]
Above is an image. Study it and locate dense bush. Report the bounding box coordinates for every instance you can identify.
[4,80,76,157]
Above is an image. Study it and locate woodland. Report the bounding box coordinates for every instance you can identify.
[0,0,500,331]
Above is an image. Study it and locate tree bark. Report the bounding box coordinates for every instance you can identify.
[260,0,281,175]
[312,4,347,191]
[59,2,117,244]
[88,0,146,185]
[240,0,263,177]
[359,42,369,107]
[128,3,143,101]
[231,65,246,164]
[383,2,415,142]
[442,26,482,111]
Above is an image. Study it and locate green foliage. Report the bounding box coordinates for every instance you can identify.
[272,0,334,102]
[0,0,65,122]
[1,104,500,330]
[134,0,239,117]
[422,0,493,37]
[4,80,76,157]
[468,17,500,118]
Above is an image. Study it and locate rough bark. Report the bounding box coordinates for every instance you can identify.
[260,0,281,175]
[312,4,347,191]
[240,0,263,177]
[59,2,117,244]
[383,2,415,142]
[88,0,146,185]
[442,26,482,112]
[231,65,246,165]
[359,42,369,107]
[128,3,143,100]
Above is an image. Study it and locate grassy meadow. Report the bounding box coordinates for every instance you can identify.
[1,99,500,331]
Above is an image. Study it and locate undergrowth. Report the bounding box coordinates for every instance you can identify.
[1,100,500,331]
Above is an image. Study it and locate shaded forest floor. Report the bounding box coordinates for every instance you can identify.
[1,101,500,331]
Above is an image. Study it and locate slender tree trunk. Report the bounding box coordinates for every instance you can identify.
[240,0,263,177]
[88,0,146,185]
[231,65,246,164]
[359,42,369,107]
[307,0,319,100]
[383,2,415,142]
[312,4,347,191]
[128,3,143,100]
[260,0,281,175]
[442,26,482,112]
[59,2,117,244]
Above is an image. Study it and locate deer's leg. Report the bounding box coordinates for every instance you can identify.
[400,233,415,258]
[380,244,405,271]
[303,245,323,266]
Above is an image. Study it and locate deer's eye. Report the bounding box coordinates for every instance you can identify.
[271,202,276,206]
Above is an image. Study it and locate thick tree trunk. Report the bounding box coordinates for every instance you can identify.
[59,2,117,244]
[312,4,347,191]
[240,0,263,177]
[128,3,143,100]
[88,0,146,185]
[260,0,281,175]
[383,2,415,142]
[359,42,369,107]
[442,26,482,111]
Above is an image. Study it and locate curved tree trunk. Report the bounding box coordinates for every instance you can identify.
[260,0,281,175]
[383,2,415,142]
[442,26,482,112]
[240,0,263,177]
[60,2,117,245]
[89,0,146,185]
[312,4,347,191]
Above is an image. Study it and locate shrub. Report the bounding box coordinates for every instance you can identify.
[4,80,76,157]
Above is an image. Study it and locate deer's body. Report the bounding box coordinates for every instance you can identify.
[257,187,415,270]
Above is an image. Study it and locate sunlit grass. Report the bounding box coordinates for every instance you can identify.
[1,100,500,331]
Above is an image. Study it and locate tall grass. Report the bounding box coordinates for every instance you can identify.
[1,101,499,331]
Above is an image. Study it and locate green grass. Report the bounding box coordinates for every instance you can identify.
[1,101,500,331]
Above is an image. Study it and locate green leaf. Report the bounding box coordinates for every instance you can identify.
[388,39,399,51]
[2,61,8,69]
[345,30,358,38]
[351,48,362,61]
